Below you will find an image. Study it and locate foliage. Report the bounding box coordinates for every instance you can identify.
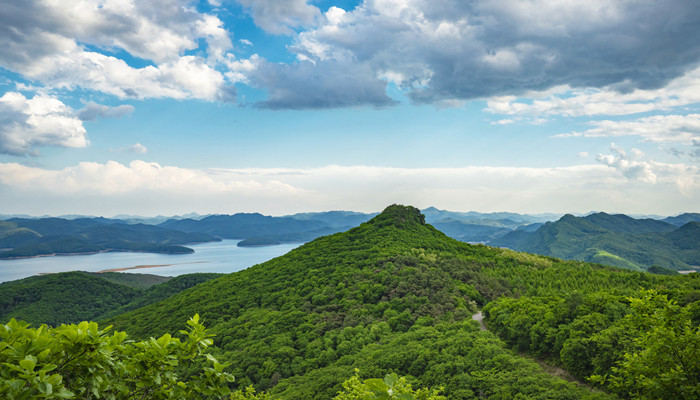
[0,272,221,326]
[590,292,700,399]
[0,315,237,399]
[106,205,633,398]
[8,205,700,398]
[333,370,445,400]
[485,288,700,398]
[0,272,141,326]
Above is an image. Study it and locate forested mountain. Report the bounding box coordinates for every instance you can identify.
[0,271,221,325]
[663,212,700,226]
[489,212,700,271]
[103,205,700,399]
[0,218,220,259]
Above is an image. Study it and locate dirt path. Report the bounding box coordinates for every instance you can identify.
[472,310,588,385]
[471,311,488,331]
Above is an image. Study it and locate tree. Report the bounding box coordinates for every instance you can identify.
[0,315,243,399]
[591,291,700,399]
[333,370,445,400]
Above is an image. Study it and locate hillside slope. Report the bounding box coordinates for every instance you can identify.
[490,212,700,271]
[0,271,221,325]
[108,205,699,399]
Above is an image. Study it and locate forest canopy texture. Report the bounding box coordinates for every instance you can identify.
[2,205,699,399]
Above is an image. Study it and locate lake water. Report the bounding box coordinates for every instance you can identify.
[0,240,300,283]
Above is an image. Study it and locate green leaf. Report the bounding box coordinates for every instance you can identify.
[19,355,37,372]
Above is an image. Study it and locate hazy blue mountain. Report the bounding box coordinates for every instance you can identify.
[663,213,700,226]
[0,218,220,259]
[429,219,513,243]
[237,226,351,247]
[287,210,377,228]
[160,213,329,238]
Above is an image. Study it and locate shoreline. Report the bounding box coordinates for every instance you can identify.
[0,248,195,261]
[97,261,211,273]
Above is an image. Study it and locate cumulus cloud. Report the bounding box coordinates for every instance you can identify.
[1,159,698,216]
[236,0,321,35]
[485,66,700,118]
[126,143,148,154]
[0,92,88,155]
[597,143,699,193]
[77,102,134,121]
[0,0,235,102]
[270,0,700,107]
[557,114,700,143]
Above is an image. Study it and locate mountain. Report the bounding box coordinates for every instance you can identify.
[288,211,377,228]
[428,218,513,242]
[4,205,698,398]
[159,213,328,238]
[0,271,221,326]
[582,212,676,233]
[663,212,700,226]
[421,206,559,224]
[0,217,220,259]
[420,206,559,243]
[490,212,699,271]
[106,205,695,399]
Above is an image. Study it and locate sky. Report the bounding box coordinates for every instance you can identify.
[0,0,699,217]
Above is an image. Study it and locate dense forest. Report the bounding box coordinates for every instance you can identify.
[2,205,699,399]
[490,212,700,271]
[0,272,222,325]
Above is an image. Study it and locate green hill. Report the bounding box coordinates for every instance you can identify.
[490,213,700,271]
[105,205,700,399]
[0,271,221,326]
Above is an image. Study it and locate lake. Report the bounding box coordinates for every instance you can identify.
[0,240,301,283]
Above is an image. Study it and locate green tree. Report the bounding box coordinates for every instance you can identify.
[591,291,700,399]
[333,370,445,400]
[0,315,243,399]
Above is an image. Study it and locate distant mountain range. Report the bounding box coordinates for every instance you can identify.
[1,209,698,271]
[0,218,219,259]
[489,212,700,271]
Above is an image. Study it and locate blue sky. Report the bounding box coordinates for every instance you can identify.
[0,0,699,217]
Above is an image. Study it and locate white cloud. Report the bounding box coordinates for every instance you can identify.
[597,143,699,192]
[1,159,697,216]
[557,114,700,143]
[0,161,301,196]
[0,0,235,102]
[0,92,88,155]
[485,66,700,118]
[492,119,515,125]
[26,51,234,102]
[235,0,321,35]
[128,143,148,154]
[77,102,134,121]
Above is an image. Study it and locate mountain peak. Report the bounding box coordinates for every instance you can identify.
[369,204,426,229]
